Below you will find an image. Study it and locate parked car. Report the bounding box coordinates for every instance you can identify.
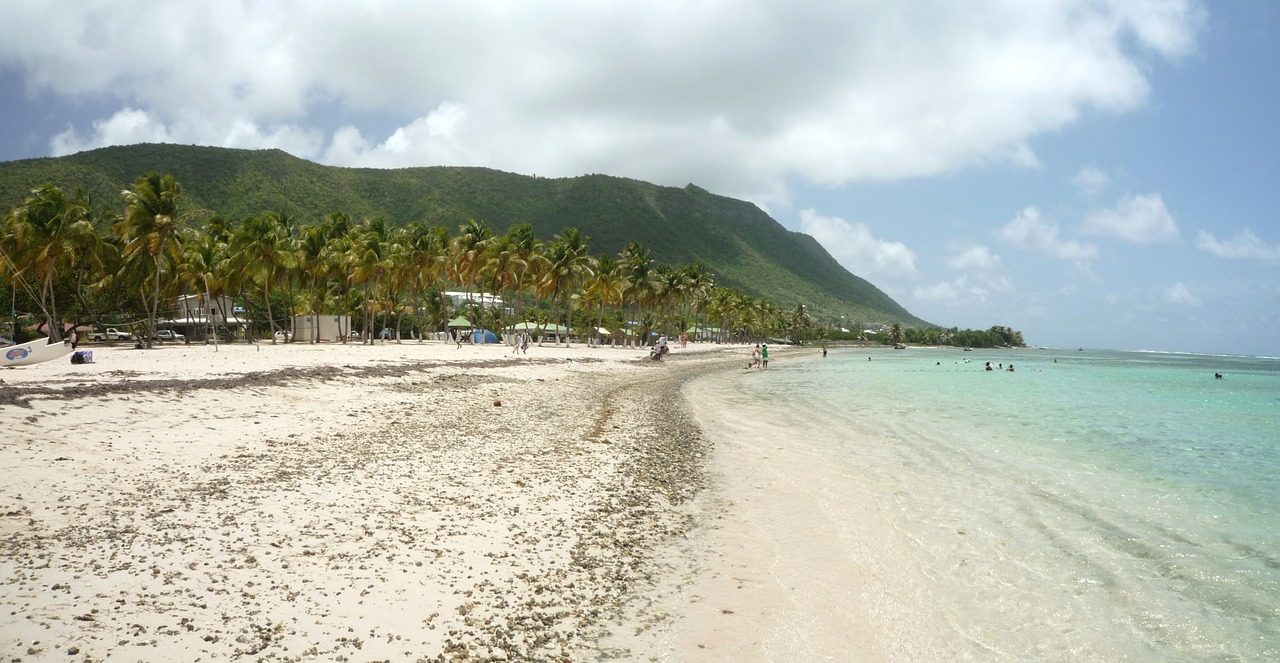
[153,329,185,342]
[88,327,132,342]
[273,330,293,342]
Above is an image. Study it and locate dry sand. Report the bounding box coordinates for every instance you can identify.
[1,338,740,662]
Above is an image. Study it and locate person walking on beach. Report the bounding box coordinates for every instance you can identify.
[761,343,769,368]
[69,329,78,350]
[752,344,761,368]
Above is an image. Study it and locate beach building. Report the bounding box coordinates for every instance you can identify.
[684,325,721,341]
[443,291,511,315]
[289,314,354,342]
[162,294,249,339]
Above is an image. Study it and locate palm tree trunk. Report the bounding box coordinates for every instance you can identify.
[148,257,162,349]
[596,300,606,348]
[263,281,276,344]
[204,281,215,348]
[309,276,321,344]
[286,278,296,343]
[42,268,61,342]
[564,297,573,348]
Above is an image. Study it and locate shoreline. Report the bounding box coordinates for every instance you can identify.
[656,350,957,662]
[1,341,745,661]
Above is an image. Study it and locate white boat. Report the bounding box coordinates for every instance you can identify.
[1,337,75,367]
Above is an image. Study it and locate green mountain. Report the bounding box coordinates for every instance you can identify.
[0,143,929,326]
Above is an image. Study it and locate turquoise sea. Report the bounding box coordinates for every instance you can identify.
[702,347,1280,661]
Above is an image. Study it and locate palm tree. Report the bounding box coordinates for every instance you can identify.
[67,209,118,335]
[652,263,683,337]
[0,184,94,341]
[538,227,592,347]
[735,291,759,342]
[620,241,656,346]
[419,286,453,338]
[889,322,904,346]
[681,262,715,340]
[228,212,296,343]
[448,218,493,337]
[118,173,200,348]
[405,223,449,341]
[321,213,359,342]
[296,223,331,343]
[382,226,415,341]
[506,224,542,328]
[760,299,784,340]
[347,218,392,344]
[582,253,625,346]
[789,303,813,342]
[707,287,737,344]
[177,225,227,343]
[480,231,523,343]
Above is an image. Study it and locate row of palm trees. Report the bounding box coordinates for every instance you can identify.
[2,173,817,348]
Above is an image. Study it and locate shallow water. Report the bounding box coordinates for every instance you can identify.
[686,347,1280,661]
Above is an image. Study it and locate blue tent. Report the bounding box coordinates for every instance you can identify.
[469,329,500,344]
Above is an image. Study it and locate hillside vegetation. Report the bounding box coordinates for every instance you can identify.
[0,143,928,326]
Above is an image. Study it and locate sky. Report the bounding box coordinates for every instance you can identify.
[1,1,1277,356]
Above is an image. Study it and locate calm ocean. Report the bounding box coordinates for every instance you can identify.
[694,347,1279,661]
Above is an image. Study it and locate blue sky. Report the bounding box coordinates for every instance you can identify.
[1,1,1277,355]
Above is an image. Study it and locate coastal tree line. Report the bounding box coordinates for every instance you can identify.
[824,323,1025,348]
[1,173,822,348]
[1,173,1024,350]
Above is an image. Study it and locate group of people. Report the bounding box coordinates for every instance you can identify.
[748,343,769,368]
[513,331,531,354]
[649,335,670,361]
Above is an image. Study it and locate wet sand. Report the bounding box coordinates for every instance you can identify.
[658,362,958,662]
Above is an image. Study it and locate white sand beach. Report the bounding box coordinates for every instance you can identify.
[1,339,743,661]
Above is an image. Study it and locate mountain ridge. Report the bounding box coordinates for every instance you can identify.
[0,143,929,326]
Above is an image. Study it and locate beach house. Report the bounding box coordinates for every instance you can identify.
[162,294,249,340]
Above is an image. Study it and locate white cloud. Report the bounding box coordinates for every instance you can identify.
[799,209,918,281]
[945,242,1002,271]
[914,274,1011,305]
[1081,193,1180,243]
[997,206,1097,261]
[1071,165,1111,197]
[1164,281,1201,306]
[935,242,1013,303]
[322,103,477,168]
[0,1,1204,208]
[914,281,960,302]
[51,108,172,156]
[1195,228,1280,263]
[49,107,326,158]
